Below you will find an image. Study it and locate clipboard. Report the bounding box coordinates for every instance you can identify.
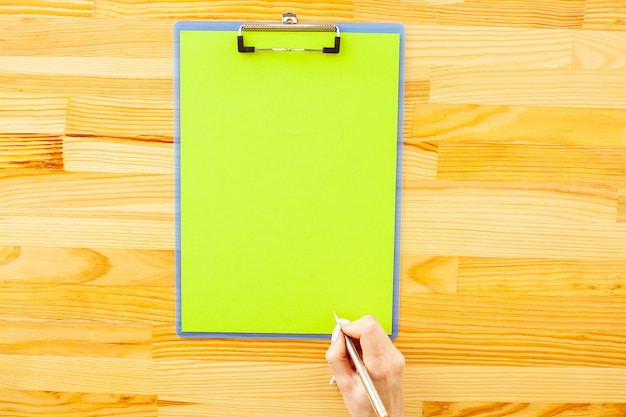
[175,15,405,339]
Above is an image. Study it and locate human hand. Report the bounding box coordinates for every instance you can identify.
[325,315,405,417]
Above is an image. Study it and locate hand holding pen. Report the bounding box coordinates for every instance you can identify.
[326,315,405,417]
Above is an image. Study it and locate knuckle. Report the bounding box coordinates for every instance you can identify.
[361,315,379,334]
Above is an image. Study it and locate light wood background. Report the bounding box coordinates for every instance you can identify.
[1,1,626,416]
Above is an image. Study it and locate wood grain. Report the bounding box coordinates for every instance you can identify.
[62,136,174,174]
[0,246,173,286]
[402,218,626,259]
[401,255,458,294]
[0,17,173,57]
[0,0,93,16]
[0,282,173,322]
[430,68,626,109]
[0,134,64,170]
[619,187,626,222]
[0,172,172,212]
[583,0,626,31]
[0,354,154,394]
[400,294,626,332]
[0,172,174,248]
[410,104,626,146]
[93,0,355,20]
[0,215,173,249]
[155,360,347,413]
[152,325,626,369]
[458,257,626,295]
[401,180,626,259]
[402,142,438,181]
[0,72,173,97]
[574,30,626,69]
[0,95,67,134]
[396,330,626,368]
[0,390,157,417]
[405,365,626,402]
[0,320,152,358]
[405,25,573,70]
[354,0,586,29]
[423,402,626,417]
[437,143,626,184]
[66,95,172,138]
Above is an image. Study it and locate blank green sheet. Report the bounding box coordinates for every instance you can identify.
[175,22,404,338]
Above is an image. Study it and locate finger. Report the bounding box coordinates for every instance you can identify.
[325,324,354,387]
[340,315,392,358]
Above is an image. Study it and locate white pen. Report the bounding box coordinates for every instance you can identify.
[333,312,389,417]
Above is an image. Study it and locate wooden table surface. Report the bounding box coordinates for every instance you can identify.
[1,1,626,416]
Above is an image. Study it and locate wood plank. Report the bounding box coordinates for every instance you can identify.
[397,330,626,368]
[0,214,173,249]
[157,397,422,417]
[0,246,173,286]
[402,217,626,259]
[66,95,172,138]
[0,72,172,97]
[0,17,173,58]
[405,365,626,402]
[430,68,626,109]
[437,143,626,184]
[458,257,626,295]
[401,255,458,294]
[409,104,626,146]
[403,180,619,225]
[402,142,438,181]
[0,95,67,134]
[0,0,93,17]
[355,0,585,29]
[574,30,626,70]
[405,25,573,69]
[0,390,157,417]
[0,283,173,323]
[400,294,626,332]
[583,0,626,31]
[155,360,626,406]
[0,354,153,395]
[155,359,350,413]
[94,0,354,20]
[423,402,626,416]
[153,324,626,368]
[618,187,626,222]
[401,181,626,260]
[403,79,430,139]
[0,56,170,79]
[0,134,64,169]
[152,324,329,362]
[0,172,172,213]
[0,320,152,358]
[0,57,172,98]
[156,402,349,417]
[63,136,174,174]
[0,172,173,249]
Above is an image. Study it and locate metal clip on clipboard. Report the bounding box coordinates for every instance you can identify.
[238,12,341,53]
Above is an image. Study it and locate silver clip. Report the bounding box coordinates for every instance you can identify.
[282,12,298,24]
[237,13,340,53]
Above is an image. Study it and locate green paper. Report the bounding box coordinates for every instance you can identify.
[179,28,401,335]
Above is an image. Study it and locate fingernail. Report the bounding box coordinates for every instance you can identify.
[329,374,336,385]
[331,323,341,343]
